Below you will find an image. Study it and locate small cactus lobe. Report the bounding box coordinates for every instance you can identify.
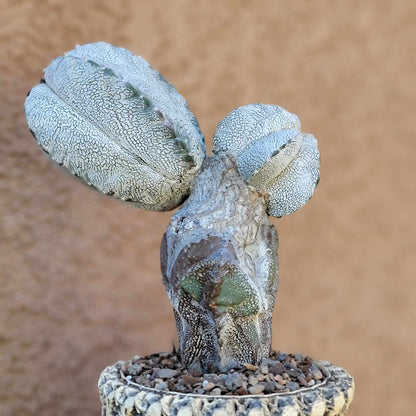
[213,104,320,217]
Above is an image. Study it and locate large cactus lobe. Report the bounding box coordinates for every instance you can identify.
[25,42,206,211]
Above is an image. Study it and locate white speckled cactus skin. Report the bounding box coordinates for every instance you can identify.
[25,42,206,211]
[25,43,321,372]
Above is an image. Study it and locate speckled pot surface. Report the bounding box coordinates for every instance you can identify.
[98,356,354,416]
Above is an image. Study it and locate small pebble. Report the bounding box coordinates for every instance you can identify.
[128,364,143,375]
[223,373,243,391]
[155,381,168,391]
[161,359,174,368]
[269,363,285,375]
[134,376,147,385]
[274,374,283,383]
[248,375,258,386]
[176,383,190,391]
[260,358,278,366]
[203,374,221,383]
[312,369,323,380]
[286,382,300,391]
[182,375,200,386]
[243,363,259,371]
[167,379,176,391]
[287,367,302,377]
[298,375,308,387]
[209,387,222,396]
[248,384,265,394]
[260,364,269,375]
[308,379,316,387]
[203,382,215,391]
[277,353,288,361]
[156,368,178,379]
[264,382,277,393]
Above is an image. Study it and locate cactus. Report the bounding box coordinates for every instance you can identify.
[25,42,320,372]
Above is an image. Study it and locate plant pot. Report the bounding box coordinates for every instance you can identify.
[98,354,354,416]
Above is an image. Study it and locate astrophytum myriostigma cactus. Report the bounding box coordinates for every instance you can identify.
[213,104,320,218]
[25,42,321,373]
[25,42,206,211]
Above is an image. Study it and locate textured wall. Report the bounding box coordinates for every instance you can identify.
[1,1,415,414]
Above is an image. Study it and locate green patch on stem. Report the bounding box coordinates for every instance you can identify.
[180,275,203,302]
[215,272,258,317]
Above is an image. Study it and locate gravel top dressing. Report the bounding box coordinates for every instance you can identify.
[120,350,326,396]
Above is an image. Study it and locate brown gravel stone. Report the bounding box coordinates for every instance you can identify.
[269,362,285,375]
[167,379,177,391]
[274,374,283,383]
[243,363,259,371]
[234,387,249,395]
[312,369,323,380]
[182,375,200,386]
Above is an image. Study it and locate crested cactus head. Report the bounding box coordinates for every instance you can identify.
[25,42,206,211]
[212,104,320,217]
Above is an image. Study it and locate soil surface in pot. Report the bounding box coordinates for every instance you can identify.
[120,350,326,396]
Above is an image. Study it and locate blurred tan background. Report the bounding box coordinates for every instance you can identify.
[1,0,415,414]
